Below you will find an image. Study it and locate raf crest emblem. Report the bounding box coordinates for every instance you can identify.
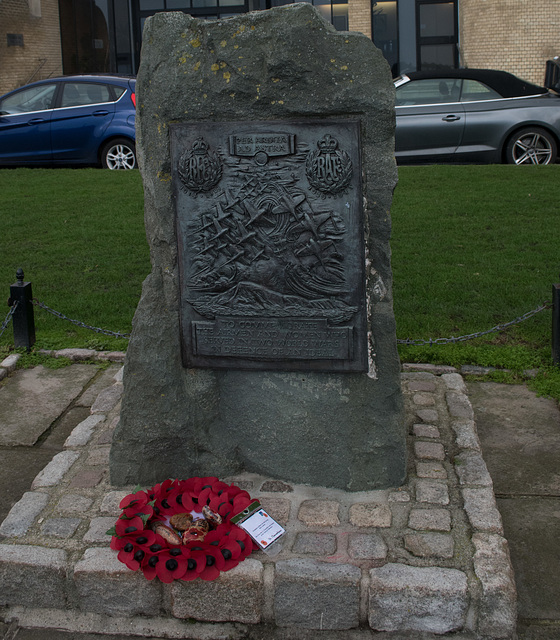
[178,137,223,195]
[305,134,353,196]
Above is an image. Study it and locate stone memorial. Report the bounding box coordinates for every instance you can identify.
[110,3,406,491]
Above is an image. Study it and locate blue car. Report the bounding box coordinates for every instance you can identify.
[0,75,136,169]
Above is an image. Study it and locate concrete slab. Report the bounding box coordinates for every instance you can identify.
[467,382,560,495]
[468,381,560,637]
[497,497,560,621]
[0,365,96,446]
[0,449,54,524]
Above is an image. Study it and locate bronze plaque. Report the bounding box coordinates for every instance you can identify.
[171,120,367,372]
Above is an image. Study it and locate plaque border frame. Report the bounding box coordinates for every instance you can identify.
[171,118,368,373]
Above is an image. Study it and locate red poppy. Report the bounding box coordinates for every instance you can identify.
[122,501,154,521]
[224,524,255,558]
[232,492,253,514]
[171,491,195,513]
[198,544,226,581]
[208,493,234,519]
[119,490,149,511]
[115,515,144,538]
[148,478,176,502]
[152,546,189,583]
[117,540,146,571]
[179,548,208,581]
[205,525,243,571]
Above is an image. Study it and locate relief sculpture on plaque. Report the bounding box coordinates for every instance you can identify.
[172,121,367,372]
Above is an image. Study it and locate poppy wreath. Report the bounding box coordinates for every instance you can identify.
[108,477,255,582]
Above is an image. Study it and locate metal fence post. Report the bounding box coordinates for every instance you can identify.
[553,277,560,366]
[9,268,36,350]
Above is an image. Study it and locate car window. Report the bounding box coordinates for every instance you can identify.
[395,78,462,106]
[0,84,57,114]
[460,79,502,102]
[60,82,112,108]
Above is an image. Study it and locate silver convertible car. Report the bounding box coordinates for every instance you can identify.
[394,60,560,165]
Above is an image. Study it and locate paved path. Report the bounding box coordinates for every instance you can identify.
[468,381,560,640]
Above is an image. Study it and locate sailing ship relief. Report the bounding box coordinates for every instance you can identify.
[171,120,368,372]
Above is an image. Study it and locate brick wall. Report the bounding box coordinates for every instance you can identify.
[460,0,559,85]
[348,0,371,38]
[0,0,63,96]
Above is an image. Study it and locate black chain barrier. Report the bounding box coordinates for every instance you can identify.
[397,301,551,346]
[0,300,18,340]
[31,298,131,339]
[21,297,550,347]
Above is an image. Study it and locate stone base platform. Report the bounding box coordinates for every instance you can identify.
[0,365,516,639]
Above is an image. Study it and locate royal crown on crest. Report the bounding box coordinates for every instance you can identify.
[316,134,339,153]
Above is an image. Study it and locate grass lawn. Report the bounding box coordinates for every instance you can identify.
[0,168,148,353]
[1,165,559,397]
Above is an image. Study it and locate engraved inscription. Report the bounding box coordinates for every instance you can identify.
[193,318,352,360]
[172,120,367,372]
[229,132,295,158]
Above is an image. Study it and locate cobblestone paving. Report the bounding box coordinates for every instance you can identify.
[0,358,516,638]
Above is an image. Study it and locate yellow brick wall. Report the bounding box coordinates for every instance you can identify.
[460,0,560,85]
[349,0,372,38]
[0,0,63,96]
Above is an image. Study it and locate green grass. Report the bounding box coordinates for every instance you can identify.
[391,164,560,397]
[0,168,149,352]
[1,165,559,398]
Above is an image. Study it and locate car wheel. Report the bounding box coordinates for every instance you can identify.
[505,127,557,165]
[101,138,136,170]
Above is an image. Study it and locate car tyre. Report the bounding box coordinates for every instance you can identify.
[505,127,557,165]
[101,138,137,170]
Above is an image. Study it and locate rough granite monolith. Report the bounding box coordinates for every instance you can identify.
[110,4,405,491]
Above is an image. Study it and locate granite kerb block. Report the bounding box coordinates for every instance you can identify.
[0,492,50,538]
[73,547,162,617]
[171,558,264,624]
[0,544,67,609]
[472,533,517,639]
[454,451,493,487]
[368,563,469,634]
[274,558,361,630]
[446,390,475,421]
[31,450,81,488]
[461,487,504,534]
[64,414,106,448]
[0,353,20,373]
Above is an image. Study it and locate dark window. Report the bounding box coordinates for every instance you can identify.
[372,1,398,76]
[7,34,24,47]
[416,0,458,70]
[59,0,111,74]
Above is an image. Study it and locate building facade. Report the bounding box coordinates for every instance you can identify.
[0,0,63,95]
[0,0,557,95]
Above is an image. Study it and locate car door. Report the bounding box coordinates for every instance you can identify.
[452,78,511,162]
[0,83,57,164]
[50,82,116,163]
[395,78,465,161]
